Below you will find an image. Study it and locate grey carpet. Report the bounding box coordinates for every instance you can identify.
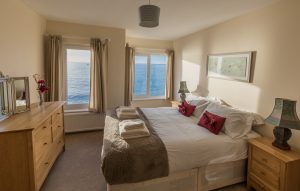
[41,131,246,191]
[41,131,106,191]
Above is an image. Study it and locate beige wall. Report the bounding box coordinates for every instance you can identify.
[127,37,173,50]
[126,37,174,108]
[174,0,300,148]
[0,0,46,103]
[46,21,126,108]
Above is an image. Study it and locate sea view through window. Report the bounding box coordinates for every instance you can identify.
[66,48,91,105]
[134,53,167,98]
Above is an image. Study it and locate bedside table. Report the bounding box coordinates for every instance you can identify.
[247,137,300,191]
[170,100,181,108]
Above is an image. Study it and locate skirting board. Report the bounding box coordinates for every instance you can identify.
[107,159,246,191]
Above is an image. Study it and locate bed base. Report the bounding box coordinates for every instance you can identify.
[107,159,246,191]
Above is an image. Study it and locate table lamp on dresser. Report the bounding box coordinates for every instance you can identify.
[178,81,190,103]
[265,98,300,150]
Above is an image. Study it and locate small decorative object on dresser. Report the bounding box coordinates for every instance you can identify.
[0,101,65,191]
[265,98,300,150]
[33,74,49,106]
[178,81,189,102]
[247,137,300,191]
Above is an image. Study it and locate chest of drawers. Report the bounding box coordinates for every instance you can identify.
[247,137,300,191]
[0,102,65,191]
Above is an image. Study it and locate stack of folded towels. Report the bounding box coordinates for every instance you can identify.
[119,119,150,140]
[116,106,139,119]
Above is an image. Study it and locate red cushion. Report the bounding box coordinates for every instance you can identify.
[178,101,196,117]
[198,111,226,134]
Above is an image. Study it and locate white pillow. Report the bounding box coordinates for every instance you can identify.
[186,95,225,106]
[204,102,254,139]
[251,113,265,126]
[193,101,210,118]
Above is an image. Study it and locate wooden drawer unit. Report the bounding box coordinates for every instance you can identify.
[0,102,65,191]
[52,107,63,124]
[33,118,52,164]
[247,137,300,191]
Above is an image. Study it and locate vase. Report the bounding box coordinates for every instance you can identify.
[39,92,44,106]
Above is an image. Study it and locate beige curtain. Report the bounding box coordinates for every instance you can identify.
[45,35,63,101]
[124,44,135,106]
[166,50,174,100]
[89,38,108,113]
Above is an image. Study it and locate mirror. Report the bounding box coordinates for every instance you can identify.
[0,77,13,121]
[11,77,30,113]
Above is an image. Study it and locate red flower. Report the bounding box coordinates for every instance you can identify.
[38,80,45,84]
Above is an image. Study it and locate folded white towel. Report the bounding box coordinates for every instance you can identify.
[117,109,139,119]
[119,123,150,140]
[119,119,145,130]
[119,106,136,113]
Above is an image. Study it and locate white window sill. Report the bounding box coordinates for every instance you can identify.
[132,97,167,101]
[64,108,89,113]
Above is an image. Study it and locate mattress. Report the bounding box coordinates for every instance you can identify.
[141,107,260,173]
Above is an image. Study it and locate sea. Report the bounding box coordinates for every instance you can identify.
[67,62,166,104]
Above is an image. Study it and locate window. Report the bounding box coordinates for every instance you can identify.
[134,50,168,99]
[64,46,91,109]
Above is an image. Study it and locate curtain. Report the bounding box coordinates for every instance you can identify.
[124,44,135,106]
[166,50,174,100]
[89,38,108,113]
[45,35,63,101]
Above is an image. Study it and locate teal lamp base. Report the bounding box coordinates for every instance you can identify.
[272,126,292,150]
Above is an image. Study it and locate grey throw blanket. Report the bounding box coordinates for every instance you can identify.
[101,108,169,185]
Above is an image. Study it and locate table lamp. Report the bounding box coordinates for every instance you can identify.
[178,81,190,103]
[265,98,300,150]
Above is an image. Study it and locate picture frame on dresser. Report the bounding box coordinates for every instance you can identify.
[11,77,30,114]
[0,77,13,121]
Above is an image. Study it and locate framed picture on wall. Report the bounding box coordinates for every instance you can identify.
[207,51,253,82]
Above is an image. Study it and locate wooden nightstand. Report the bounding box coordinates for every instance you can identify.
[247,137,300,191]
[170,100,181,108]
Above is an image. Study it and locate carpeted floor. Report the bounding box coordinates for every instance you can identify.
[41,131,247,191]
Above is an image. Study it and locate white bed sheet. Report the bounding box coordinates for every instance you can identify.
[141,107,260,173]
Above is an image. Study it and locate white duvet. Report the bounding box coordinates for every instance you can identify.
[141,107,260,173]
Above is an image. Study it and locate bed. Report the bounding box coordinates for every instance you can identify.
[102,105,261,191]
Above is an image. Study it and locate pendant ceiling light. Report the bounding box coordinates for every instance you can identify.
[139,0,160,28]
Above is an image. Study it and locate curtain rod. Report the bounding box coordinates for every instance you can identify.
[44,34,111,42]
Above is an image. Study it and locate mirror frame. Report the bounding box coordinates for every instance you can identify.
[11,77,30,114]
[0,77,13,120]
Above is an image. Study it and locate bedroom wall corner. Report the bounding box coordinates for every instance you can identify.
[46,21,126,109]
[173,0,300,149]
[0,0,46,103]
[126,37,174,108]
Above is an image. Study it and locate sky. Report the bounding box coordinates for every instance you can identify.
[66,48,167,65]
[135,55,167,65]
[67,49,90,63]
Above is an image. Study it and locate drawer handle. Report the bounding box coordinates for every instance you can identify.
[45,162,49,165]
[57,125,62,128]
[57,113,61,115]
[43,126,47,129]
[260,171,266,176]
[43,142,47,145]
[262,158,268,163]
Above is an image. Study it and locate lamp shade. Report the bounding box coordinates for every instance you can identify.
[178,81,190,93]
[265,98,300,130]
[139,5,160,28]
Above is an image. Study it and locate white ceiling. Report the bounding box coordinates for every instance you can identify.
[23,0,279,40]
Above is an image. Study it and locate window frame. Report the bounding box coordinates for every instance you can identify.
[133,49,168,100]
[63,44,91,111]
